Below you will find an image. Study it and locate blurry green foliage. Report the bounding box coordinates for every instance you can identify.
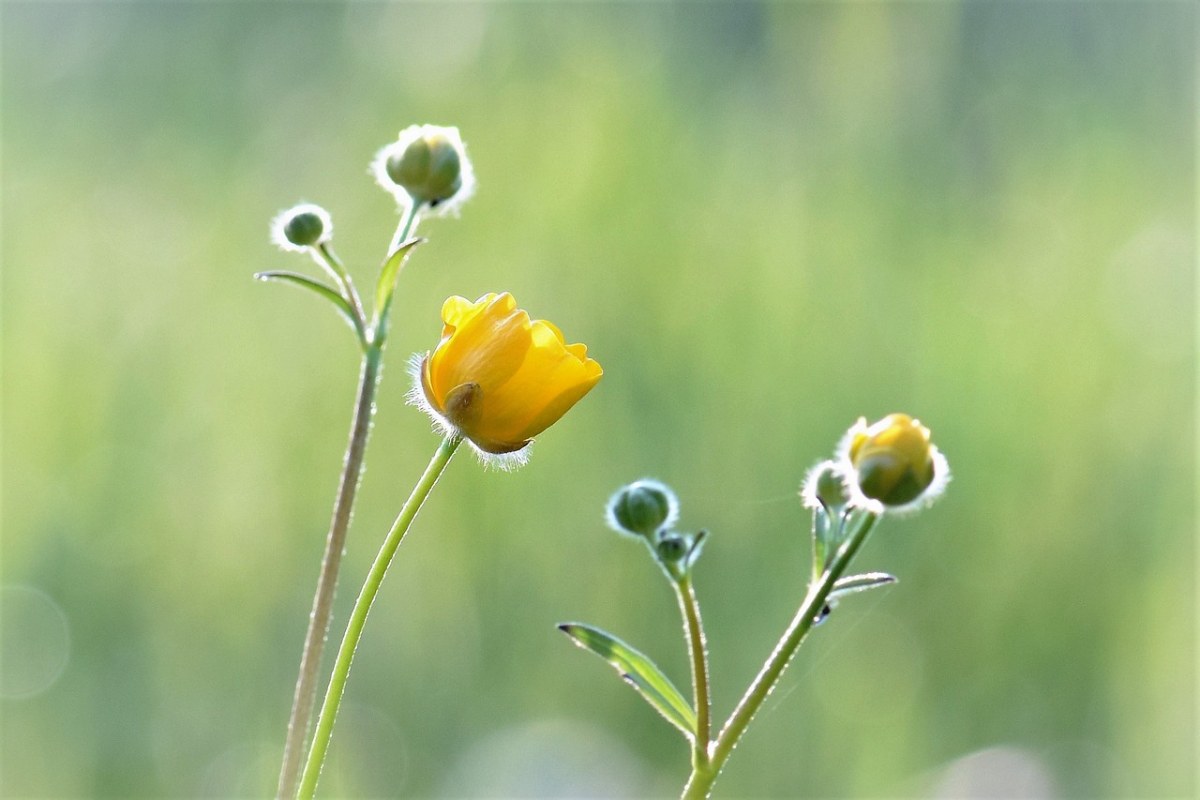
[2,3,1194,798]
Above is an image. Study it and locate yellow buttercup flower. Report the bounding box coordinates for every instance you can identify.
[416,292,602,460]
[841,413,949,513]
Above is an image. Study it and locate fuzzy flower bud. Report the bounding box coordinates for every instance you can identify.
[838,413,949,514]
[270,203,332,252]
[606,479,679,539]
[372,125,475,214]
[655,532,689,563]
[800,460,850,511]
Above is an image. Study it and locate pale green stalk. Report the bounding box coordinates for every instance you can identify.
[298,434,463,800]
[681,512,879,799]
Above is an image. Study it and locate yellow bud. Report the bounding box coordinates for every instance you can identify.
[845,414,944,510]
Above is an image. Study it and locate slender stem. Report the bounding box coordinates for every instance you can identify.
[276,346,383,800]
[298,434,463,800]
[681,512,880,800]
[388,199,424,259]
[278,197,425,798]
[673,576,711,769]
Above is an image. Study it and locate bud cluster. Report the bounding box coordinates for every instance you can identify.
[605,480,705,579]
[800,413,948,577]
[264,124,477,352]
[805,414,948,517]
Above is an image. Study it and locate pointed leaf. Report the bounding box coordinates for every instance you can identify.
[685,529,708,571]
[829,572,897,602]
[558,622,696,739]
[255,271,365,344]
[374,237,424,321]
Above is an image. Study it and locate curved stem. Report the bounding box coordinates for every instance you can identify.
[276,345,382,800]
[673,576,711,769]
[298,434,463,800]
[681,512,879,800]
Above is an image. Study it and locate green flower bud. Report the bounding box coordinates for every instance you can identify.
[656,533,688,563]
[372,125,475,214]
[387,136,460,203]
[655,529,707,579]
[840,413,950,513]
[800,460,849,511]
[270,203,332,252]
[605,479,678,539]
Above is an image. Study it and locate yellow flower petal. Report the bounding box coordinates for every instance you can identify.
[476,328,601,443]
[511,367,603,441]
[439,294,488,334]
[428,294,527,402]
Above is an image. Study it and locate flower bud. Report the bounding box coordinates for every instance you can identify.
[655,530,707,579]
[656,532,688,563]
[270,203,332,252]
[800,460,850,511]
[605,479,679,539]
[372,125,475,214]
[839,414,949,513]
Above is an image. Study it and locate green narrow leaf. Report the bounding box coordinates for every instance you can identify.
[557,622,696,740]
[374,237,424,321]
[255,270,365,344]
[829,571,897,602]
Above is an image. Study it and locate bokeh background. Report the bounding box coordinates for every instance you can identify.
[2,3,1195,798]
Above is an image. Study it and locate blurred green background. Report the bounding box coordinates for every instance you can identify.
[2,3,1195,798]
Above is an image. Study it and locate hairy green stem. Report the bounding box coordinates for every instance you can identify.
[298,434,463,799]
[673,576,712,770]
[681,512,879,799]
[276,346,382,800]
